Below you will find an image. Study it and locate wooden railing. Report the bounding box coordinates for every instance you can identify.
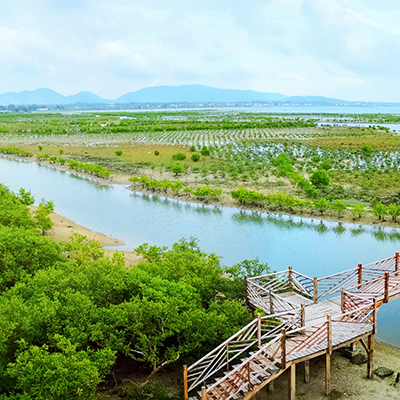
[188,254,399,399]
[204,335,283,400]
[185,308,303,396]
[247,253,400,311]
[199,302,376,399]
[363,253,399,272]
[337,300,377,325]
[315,268,359,300]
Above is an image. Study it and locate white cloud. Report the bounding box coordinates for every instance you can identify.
[0,0,399,101]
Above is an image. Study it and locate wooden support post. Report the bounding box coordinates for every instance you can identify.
[288,364,296,400]
[367,334,374,379]
[358,263,362,286]
[281,329,286,369]
[201,386,207,400]
[384,272,389,303]
[288,266,293,291]
[327,315,332,355]
[373,298,377,335]
[325,314,332,396]
[267,380,274,393]
[325,352,331,396]
[313,277,318,304]
[270,290,274,314]
[183,366,189,400]
[304,360,310,383]
[396,252,399,276]
[257,313,262,347]
[341,289,345,313]
[301,304,305,334]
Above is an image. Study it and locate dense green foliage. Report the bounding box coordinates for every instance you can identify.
[0,184,266,399]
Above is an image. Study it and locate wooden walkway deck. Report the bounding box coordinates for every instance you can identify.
[184,252,400,400]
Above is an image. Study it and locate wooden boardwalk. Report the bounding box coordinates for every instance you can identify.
[184,253,400,400]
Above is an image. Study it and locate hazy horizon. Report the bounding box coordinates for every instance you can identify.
[1,1,400,102]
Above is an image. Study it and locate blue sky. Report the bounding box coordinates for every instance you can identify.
[1,0,399,101]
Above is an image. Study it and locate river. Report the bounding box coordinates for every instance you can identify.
[1,155,400,345]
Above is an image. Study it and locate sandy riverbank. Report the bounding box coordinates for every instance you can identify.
[30,206,142,267]
[258,340,400,400]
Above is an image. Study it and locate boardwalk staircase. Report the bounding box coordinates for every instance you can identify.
[184,253,400,400]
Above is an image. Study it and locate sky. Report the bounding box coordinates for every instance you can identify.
[1,0,400,102]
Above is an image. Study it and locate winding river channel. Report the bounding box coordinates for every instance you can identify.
[2,155,400,345]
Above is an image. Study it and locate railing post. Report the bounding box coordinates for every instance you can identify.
[201,386,207,400]
[244,275,249,306]
[327,315,332,355]
[288,266,293,291]
[313,277,318,304]
[358,263,362,286]
[281,329,286,369]
[269,289,274,314]
[257,313,262,347]
[226,344,229,372]
[384,272,389,303]
[341,289,345,313]
[396,252,399,276]
[183,366,188,400]
[301,304,305,334]
[373,298,377,334]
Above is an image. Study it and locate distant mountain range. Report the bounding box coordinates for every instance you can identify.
[0,85,352,106]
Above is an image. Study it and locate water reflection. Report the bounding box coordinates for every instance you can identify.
[333,224,346,236]
[131,191,223,216]
[231,210,400,243]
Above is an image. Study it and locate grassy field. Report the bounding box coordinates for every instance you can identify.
[2,110,400,225]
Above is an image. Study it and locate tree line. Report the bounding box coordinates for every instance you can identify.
[0,183,267,399]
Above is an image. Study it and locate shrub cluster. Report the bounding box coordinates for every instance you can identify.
[68,160,112,178]
[0,146,32,156]
[129,175,183,193]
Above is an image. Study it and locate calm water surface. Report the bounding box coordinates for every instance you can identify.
[1,156,400,345]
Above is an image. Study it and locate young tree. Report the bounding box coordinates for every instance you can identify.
[191,153,201,162]
[350,204,365,220]
[372,202,387,221]
[313,197,329,215]
[310,170,330,187]
[18,188,35,205]
[331,200,346,216]
[171,164,184,176]
[34,200,55,235]
[388,203,400,222]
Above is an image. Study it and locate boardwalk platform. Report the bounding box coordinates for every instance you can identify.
[184,252,400,400]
